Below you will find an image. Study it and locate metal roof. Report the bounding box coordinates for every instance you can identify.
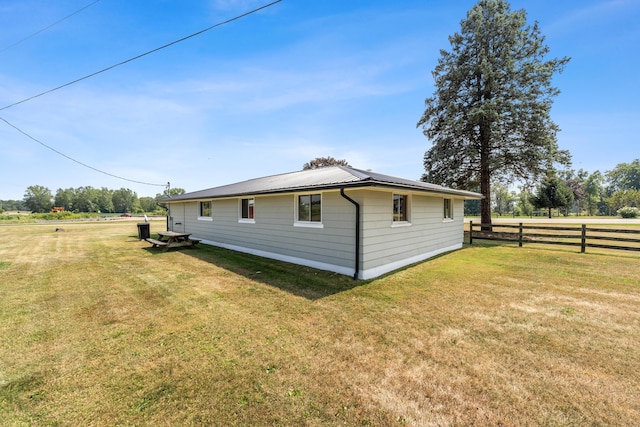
[159,166,483,201]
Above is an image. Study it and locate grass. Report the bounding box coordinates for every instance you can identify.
[1,221,639,426]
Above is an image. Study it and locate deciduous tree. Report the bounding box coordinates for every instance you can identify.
[97,188,115,213]
[417,0,570,229]
[73,186,99,213]
[23,185,53,213]
[606,189,640,211]
[156,187,186,199]
[584,170,604,216]
[606,159,640,192]
[492,184,515,216]
[54,188,75,212]
[112,188,138,213]
[139,197,158,213]
[515,186,534,217]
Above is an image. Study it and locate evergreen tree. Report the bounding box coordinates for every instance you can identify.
[530,176,574,218]
[417,0,570,229]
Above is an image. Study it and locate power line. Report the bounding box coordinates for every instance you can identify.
[0,115,167,187]
[0,0,102,53]
[0,1,282,187]
[0,0,282,112]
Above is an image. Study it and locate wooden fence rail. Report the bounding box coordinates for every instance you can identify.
[468,221,640,253]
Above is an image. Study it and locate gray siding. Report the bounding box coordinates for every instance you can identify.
[166,189,465,279]
[360,191,463,278]
[169,191,356,272]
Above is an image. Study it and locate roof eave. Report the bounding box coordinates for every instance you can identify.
[158,180,483,202]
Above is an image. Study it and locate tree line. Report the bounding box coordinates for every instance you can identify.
[1,186,186,214]
[3,158,637,218]
[468,159,640,218]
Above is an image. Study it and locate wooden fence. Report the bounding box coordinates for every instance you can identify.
[468,221,640,253]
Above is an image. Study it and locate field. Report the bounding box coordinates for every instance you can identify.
[1,221,639,426]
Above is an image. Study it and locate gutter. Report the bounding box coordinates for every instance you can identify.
[340,188,360,280]
[152,201,170,231]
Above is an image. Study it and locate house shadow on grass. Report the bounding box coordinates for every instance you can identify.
[141,242,366,300]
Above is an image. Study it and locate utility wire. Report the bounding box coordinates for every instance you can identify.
[0,0,282,112]
[0,0,102,53]
[0,0,282,187]
[0,115,166,187]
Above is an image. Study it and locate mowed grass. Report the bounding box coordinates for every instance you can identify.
[1,221,639,426]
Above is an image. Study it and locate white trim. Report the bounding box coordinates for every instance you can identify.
[295,192,322,224]
[443,197,454,220]
[392,193,411,223]
[441,218,454,223]
[198,216,213,221]
[358,243,462,280]
[199,200,212,218]
[192,239,461,281]
[294,221,324,229]
[194,239,352,276]
[239,197,255,222]
[391,221,412,228]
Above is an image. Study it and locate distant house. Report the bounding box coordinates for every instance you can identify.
[158,166,482,279]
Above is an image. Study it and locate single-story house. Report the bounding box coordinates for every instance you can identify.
[158,166,482,280]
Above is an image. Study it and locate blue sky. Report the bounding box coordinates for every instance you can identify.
[1,0,638,200]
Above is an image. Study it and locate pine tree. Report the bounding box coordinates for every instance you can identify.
[417,0,570,229]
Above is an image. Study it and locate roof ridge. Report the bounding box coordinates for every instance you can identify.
[336,165,373,181]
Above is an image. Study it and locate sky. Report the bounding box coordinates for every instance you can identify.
[1,0,639,200]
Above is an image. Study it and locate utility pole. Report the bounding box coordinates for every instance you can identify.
[165,182,171,231]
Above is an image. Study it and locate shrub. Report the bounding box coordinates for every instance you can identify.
[30,212,100,221]
[617,206,639,218]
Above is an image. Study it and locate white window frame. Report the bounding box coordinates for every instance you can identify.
[198,200,213,221]
[294,193,323,228]
[443,198,454,222]
[391,193,412,227]
[239,198,255,224]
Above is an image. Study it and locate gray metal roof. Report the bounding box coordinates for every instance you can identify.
[159,166,483,201]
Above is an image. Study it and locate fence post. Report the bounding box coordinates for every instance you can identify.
[519,222,523,247]
[469,221,473,245]
[581,224,586,253]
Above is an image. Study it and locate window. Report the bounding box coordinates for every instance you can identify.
[298,194,321,222]
[443,198,453,220]
[241,198,254,221]
[393,194,408,222]
[199,201,212,218]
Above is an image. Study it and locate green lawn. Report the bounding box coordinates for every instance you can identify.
[1,221,639,426]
